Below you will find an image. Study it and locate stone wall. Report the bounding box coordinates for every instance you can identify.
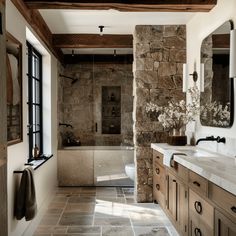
[133,25,186,202]
[58,62,133,146]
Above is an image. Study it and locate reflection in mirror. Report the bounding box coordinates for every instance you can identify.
[200,21,234,127]
[6,32,22,145]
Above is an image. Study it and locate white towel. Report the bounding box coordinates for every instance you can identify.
[163,150,177,167]
[163,150,187,167]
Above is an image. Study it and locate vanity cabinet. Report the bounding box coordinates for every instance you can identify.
[153,151,188,236]
[215,210,236,236]
[189,189,214,236]
[166,171,189,236]
[152,148,236,236]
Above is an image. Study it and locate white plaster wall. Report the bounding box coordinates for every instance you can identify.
[186,0,236,157]
[6,1,58,236]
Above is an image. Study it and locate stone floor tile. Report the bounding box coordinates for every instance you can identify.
[51,196,69,203]
[33,234,51,236]
[96,187,117,196]
[125,197,136,204]
[59,213,93,225]
[102,226,134,236]
[34,187,179,236]
[39,214,61,226]
[48,202,67,210]
[95,204,129,218]
[67,226,101,234]
[96,196,126,204]
[56,187,82,194]
[64,203,95,213]
[94,217,131,226]
[53,234,100,236]
[34,226,67,234]
[68,196,96,203]
[46,208,64,215]
[133,226,170,236]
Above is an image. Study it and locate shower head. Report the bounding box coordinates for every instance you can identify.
[71,78,79,85]
[59,74,79,85]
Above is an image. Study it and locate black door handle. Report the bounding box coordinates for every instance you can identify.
[193,181,201,187]
[0,12,2,35]
[194,228,202,236]
[194,201,202,214]
[231,206,236,213]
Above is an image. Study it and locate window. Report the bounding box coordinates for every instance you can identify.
[27,42,43,161]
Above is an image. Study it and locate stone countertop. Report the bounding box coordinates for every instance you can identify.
[151,143,236,196]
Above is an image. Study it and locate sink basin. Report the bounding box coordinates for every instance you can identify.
[174,149,218,158]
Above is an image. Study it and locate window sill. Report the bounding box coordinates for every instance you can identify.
[13,154,53,174]
[29,154,53,170]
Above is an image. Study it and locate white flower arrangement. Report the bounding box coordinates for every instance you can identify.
[146,86,200,131]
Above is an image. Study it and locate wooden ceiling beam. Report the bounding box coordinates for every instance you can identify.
[23,0,217,12]
[11,0,64,63]
[53,34,133,48]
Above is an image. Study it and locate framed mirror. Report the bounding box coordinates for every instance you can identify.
[200,20,234,127]
[6,32,23,145]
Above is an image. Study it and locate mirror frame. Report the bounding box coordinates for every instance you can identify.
[200,20,234,128]
[6,32,23,145]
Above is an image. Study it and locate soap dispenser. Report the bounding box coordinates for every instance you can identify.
[190,133,196,146]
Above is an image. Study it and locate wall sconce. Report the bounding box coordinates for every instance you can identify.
[99,25,104,36]
[230,29,236,78]
[182,63,188,92]
[183,63,204,92]
[200,63,204,92]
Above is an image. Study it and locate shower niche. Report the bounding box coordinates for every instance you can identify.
[102,86,121,134]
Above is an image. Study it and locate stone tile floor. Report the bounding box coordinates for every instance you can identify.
[34,187,179,236]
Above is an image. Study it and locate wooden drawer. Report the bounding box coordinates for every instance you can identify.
[153,178,166,208]
[189,189,214,229]
[153,150,164,167]
[153,163,165,178]
[190,215,213,236]
[215,209,236,236]
[189,170,208,197]
[209,183,236,221]
[153,166,166,207]
[169,161,188,183]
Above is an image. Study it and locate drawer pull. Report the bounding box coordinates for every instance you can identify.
[194,201,202,214]
[156,156,160,159]
[173,179,177,183]
[155,168,160,175]
[170,157,174,168]
[231,206,236,213]
[193,181,201,187]
[194,228,202,236]
[156,184,160,191]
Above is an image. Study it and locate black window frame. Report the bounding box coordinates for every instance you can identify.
[27,41,43,161]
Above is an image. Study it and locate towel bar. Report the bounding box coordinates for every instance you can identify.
[13,163,34,174]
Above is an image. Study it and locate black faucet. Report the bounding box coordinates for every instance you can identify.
[59,122,73,128]
[196,136,226,145]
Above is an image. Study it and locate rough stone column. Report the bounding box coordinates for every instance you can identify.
[133,25,186,202]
